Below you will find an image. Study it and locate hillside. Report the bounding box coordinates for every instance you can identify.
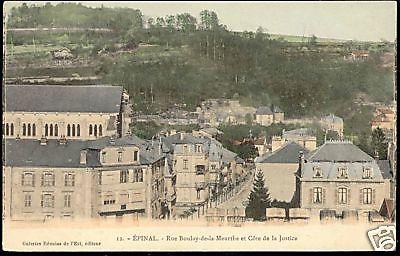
[5,3,395,134]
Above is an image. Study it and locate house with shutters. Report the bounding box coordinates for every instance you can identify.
[295,140,392,218]
[2,135,171,221]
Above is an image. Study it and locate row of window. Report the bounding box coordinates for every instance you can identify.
[119,169,144,183]
[88,124,103,137]
[312,187,374,205]
[182,144,203,153]
[313,166,373,179]
[24,193,72,208]
[4,123,105,138]
[111,150,139,163]
[4,123,14,136]
[22,172,75,187]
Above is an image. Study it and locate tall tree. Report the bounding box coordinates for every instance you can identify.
[245,170,271,221]
[371,127,388,159]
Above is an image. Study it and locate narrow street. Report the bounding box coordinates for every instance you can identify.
[214,171,255,210]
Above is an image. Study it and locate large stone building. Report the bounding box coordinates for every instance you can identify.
[2,136,172,221]
[3,85,132,141]
[295,141,392,218]
[254,106,284,127]
[160,132,246,216]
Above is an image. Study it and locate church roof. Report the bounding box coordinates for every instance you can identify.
[4,85,123,113]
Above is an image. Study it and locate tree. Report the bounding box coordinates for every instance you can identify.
[309,34,317,46]
[245,170,271,221]
[371,127,388,159]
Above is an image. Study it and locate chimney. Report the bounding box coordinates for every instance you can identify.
[374,150,379,161]
[40,136,48,145]
[299,151,305,174]
[80,150,87,165]
[59,136,67,145]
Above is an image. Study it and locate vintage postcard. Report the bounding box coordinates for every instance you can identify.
[2,1,397,252]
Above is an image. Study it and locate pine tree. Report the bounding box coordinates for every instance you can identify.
[245,170,271,221]
[371,127,388,159]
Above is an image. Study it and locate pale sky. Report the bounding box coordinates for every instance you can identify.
[3,1,397,41]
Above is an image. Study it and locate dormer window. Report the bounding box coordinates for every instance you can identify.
[363,167,373,179]
[183,145,188,153]
[133,150,138,162]
[102,152,107,163]
[337,167,348,179]
[195,144,202,153]
[313,166,322,178]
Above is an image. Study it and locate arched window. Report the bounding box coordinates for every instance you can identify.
[32,124,36,136]
[72,124,76,137]
[10,123,14,136]
[67,124,71,137]
[6,123,9,136]
[77,124,80,137]
[50,124,53,136]
[27,123,31,136]
[54,124,58,136]
[94,125,97,137]
[89,125,93,136]
[45,124,48,137]
[23,123,27,136]
[98,124,102,136]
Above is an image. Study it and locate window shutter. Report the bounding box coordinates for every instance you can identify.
[359,189,363,204]
[372,189,376,204]
[21,173,25,186]
[322,188,326,204]
[52,195,55,208]
[41,173,44,186]
[64,173,67,186]
[41,194,44,207]
[347,188,351,205]
[309,188,313,204]
[52,174,55,186]
[72,175,75,186]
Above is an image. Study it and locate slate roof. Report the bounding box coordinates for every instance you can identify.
[3,136,162,168]
[255,106,273,115]
[306,141,374,162]
[377,160,392,179]
[5,85,123,113]
[272,106,283,113]
[3,139,97,168]
[256,142,309,164]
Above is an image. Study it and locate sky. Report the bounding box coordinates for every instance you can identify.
[3,1,397,42]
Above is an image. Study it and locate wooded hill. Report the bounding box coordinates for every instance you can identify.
[6,3,394,126]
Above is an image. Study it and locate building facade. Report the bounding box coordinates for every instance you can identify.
[3,85,132,141]
[296,141,391,217]
[2,136,169,221]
